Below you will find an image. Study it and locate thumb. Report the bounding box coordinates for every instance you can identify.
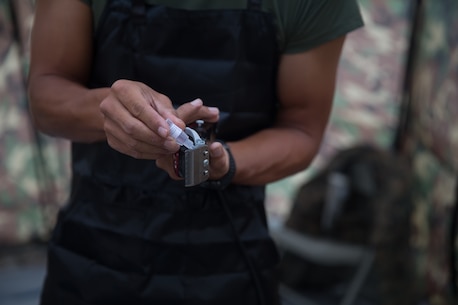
[209,142,229,180]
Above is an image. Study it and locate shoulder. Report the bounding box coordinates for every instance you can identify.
[84,0,364,54]
[80,0,107,30]
[265,0,364,53]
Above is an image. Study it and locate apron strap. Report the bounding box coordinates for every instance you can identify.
[247,0,262,10]
[131,0,146,24]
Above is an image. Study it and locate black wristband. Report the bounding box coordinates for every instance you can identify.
[201,140,236,190]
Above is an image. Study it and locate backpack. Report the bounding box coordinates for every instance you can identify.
[276,145,418,305]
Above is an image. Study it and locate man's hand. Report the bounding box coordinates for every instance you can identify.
[155,140,231,182]
[99,79,219,160]
[206,141,231,180]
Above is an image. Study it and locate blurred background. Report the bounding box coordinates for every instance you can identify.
[0,0,457,305]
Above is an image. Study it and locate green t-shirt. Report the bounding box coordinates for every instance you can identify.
[82,0,363,54]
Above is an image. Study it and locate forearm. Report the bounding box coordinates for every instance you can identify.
[229,126,322,186]
[28,74,109,143]
[230,36,346,186]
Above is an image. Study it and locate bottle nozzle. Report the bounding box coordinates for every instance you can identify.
[166,119,194,149]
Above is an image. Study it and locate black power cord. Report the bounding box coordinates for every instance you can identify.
[451,180,458,297]
[217,190,267,305]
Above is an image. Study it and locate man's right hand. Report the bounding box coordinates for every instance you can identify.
[99,79,219,160]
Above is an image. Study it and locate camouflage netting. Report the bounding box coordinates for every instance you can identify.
[0,0,70,245]
[404,0,458,304]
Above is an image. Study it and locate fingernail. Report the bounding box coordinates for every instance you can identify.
[158,126,168,138]
[209,107,219,114]
[191,98,203,106]
[165,139,179,151]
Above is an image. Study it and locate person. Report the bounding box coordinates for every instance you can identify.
[28,0,363,304]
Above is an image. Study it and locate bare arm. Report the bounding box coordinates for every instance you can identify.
[28,0,106,142]
[229,36,346,185]
[28,0,219,159]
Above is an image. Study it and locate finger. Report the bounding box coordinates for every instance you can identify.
[101,92,180,153]
[176,98,220,124]
[209,141,229,180]
[111,80,175,138]
[105,118,179,153]
[103,104,180,159]
[106,133,170,160]
[101,95,162,145]
[156,155,182,180]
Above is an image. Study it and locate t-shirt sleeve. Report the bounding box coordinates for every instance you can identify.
[273,0,364,54]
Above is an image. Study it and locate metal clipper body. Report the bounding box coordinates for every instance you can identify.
[177,125,210,187]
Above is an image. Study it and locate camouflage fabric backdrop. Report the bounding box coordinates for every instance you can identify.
[404,0,458,304]
[0,0,70,245]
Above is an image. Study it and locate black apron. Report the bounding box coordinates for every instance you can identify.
[40,0,281,304]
